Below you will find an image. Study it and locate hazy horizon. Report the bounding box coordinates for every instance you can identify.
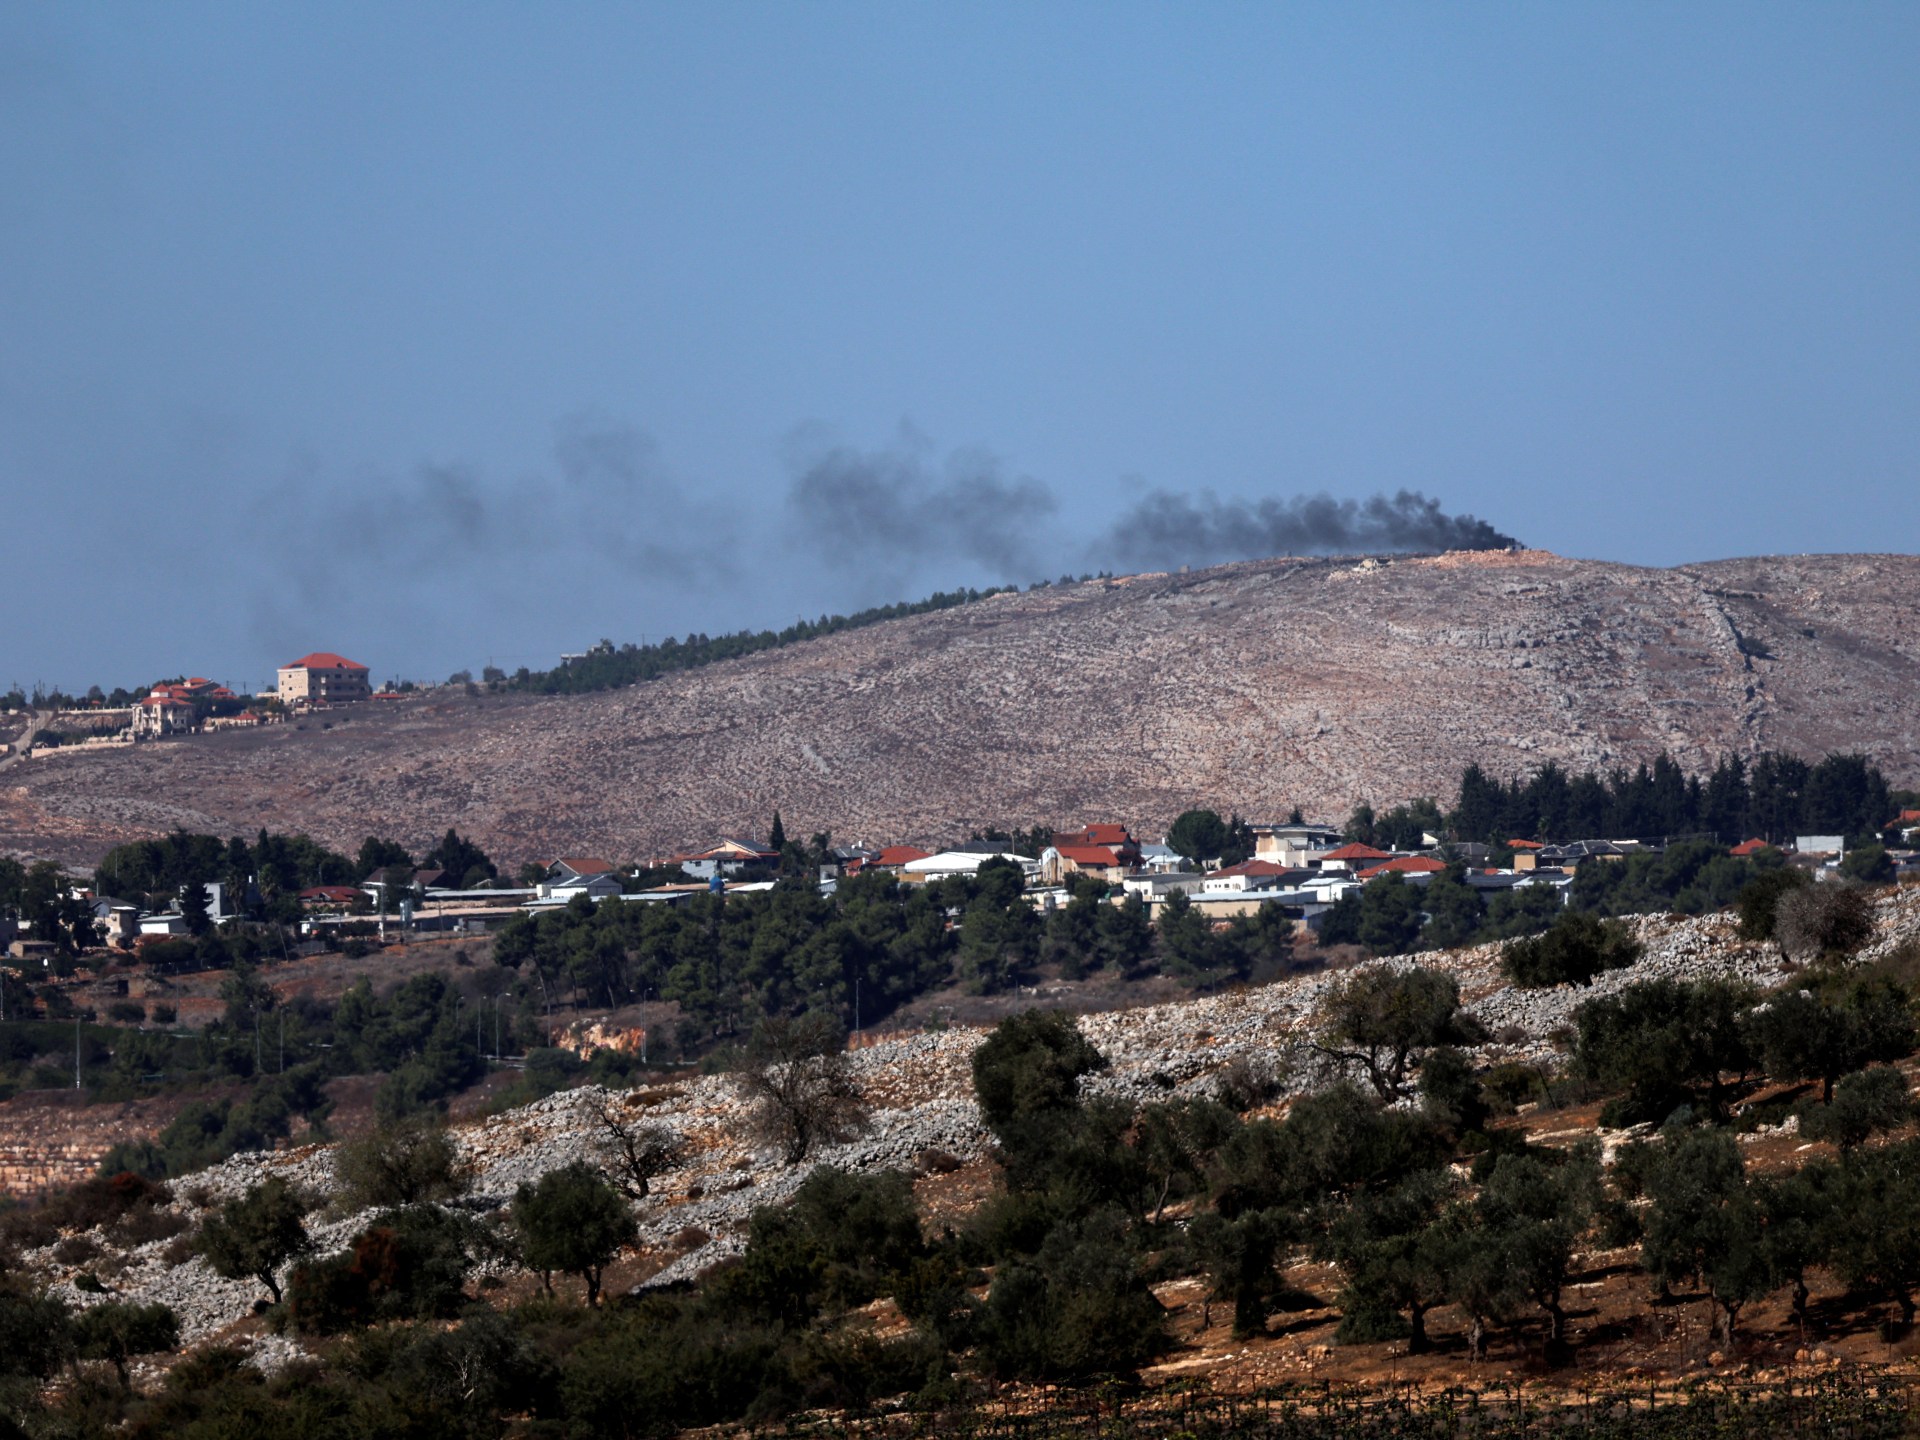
[5,5,1917,692]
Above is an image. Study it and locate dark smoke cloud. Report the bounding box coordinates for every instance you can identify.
[1088,488,1518,572]
[782,431,1057,589]
[259,413,735,598]
[244,414,743,664]
[241,412,1520,679]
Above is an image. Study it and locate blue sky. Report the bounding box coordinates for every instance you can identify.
[3,4,1916,692]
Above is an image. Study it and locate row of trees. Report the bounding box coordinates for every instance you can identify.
[503,585,1016,696]
[492,865,1305,1050]
[1317,831,1904,960]
[1443,751,1905,849]
[90,827,501,917]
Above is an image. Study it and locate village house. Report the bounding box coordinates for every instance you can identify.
[867,845,933,872]
[903,850,1041,884]
[130,691,196,739]
[1355,855,1448,883]
[1201,859,1308,894]
[1252,822,1344,866]
[1135,842,1186,873]
[545,857,616,886]
[1316,841,1395,872]
[277,652,372,708]
[1121,871,1206,901]
[1039,823,1141,885]
[675,838,778,881]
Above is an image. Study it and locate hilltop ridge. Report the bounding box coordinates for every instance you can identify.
[5,549,1918,867]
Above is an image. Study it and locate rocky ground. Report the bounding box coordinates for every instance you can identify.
[6,550,1919,869]
[26,884,1920,1385]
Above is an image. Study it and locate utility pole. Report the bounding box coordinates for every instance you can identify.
[74,1013,82,1090]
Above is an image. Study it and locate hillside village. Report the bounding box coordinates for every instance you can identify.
[14,799,1920,967]
[4,616,1920,1435]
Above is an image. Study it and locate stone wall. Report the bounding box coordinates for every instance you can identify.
[0,1091,174,1195]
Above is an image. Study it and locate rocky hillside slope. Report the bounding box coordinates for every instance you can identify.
[27,886,1920,1370]
[7,550,1918,867]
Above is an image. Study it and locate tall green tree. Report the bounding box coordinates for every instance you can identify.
[1314,966,1482,1102]
[512,1160,636,1306]
[197,1177,311,1305]
[1640,1128,1769,1345]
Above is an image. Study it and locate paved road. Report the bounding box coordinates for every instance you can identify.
[0,708,34,774]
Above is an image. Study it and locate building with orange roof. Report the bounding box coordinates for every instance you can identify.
[131,691,196,739]
[1042,825,1143,884]
[278,652,371,707]
[1319,841,1394,865]
[1357,855,1448,881]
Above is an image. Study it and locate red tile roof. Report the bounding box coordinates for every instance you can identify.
[874,845,932,867]
[1209,859,1298,878]
[285,652,368,671]
[1896,810,1920,825]
[1506,839,1545,850]
[1056,843,1127,867]
[1730,838,1771,857]
[1321,842,1393,861]
[1358,856,1447,879]
[299,885,362,903]
[1054,824,1134,848]
[553,857,615,876]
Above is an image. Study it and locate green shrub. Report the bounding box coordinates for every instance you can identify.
[288,1206,481,1333]
[333,1118,467,1211]
[1500,910,1641,988]
[1799,1067,1915,1150]
[511,1161,635,1306]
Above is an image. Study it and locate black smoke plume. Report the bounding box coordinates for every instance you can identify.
[782,433,1057,588]
[1089,488,1518,572]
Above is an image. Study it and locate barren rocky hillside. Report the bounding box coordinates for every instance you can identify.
[6,549,1918,868]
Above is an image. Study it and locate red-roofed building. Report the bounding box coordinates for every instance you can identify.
[278,652,372,707]
[1056,823,1134,850]
[1358,855,1448,881]
[1043,825,1143,884]
[1507,839,1545,851]
[299,885,364,909]
[871,845,933,870]
[1045,842,1138,884]
[131,691,196,739]
[1730,838,1772,858]
[1320,842,1394,865]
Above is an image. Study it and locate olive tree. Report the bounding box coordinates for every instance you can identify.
[735,1012,868,1165]
[1313,966,1483,1102]
[196,1177,311,1305]
[511,1160,636,1306]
